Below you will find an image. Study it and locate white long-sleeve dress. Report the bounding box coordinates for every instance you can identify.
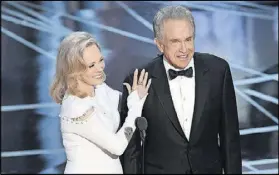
[59,83,146,174]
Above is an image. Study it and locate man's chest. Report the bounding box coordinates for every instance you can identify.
[168,77,195,105]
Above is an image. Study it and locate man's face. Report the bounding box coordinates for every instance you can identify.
[155,19,195,69]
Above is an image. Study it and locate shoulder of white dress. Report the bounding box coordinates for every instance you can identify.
[60,106,95,124]
[104,84,121,97]
[106,84,122,106]
[60,94,94,120]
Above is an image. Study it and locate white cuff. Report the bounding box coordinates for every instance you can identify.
[125,91,148,128]
[127,91,147,110]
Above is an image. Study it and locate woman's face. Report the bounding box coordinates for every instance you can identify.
[79,44,105,87]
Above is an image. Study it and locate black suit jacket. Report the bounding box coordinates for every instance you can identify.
[120,53,242,174]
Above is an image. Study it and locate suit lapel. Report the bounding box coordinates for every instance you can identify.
[151,55,188,141]
[189,53,210,144]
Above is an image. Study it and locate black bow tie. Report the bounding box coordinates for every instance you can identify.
[168,67,193,80]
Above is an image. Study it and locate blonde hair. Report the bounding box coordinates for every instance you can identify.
[50,31,102,104]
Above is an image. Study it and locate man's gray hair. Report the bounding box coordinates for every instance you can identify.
[153,5,195,40]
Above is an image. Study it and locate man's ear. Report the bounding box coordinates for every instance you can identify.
[154,38,164,53]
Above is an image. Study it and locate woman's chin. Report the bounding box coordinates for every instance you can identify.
[92,79,104,86]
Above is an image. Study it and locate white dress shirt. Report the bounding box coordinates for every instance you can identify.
[163,57,195,140]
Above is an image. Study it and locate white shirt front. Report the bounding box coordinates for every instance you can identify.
[163,57,195,140]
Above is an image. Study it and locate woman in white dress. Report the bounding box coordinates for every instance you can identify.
[50,31,151,174]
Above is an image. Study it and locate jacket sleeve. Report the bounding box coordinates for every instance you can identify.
[219,63,242,173]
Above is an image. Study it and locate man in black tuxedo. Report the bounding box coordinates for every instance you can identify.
[120,5,242,174]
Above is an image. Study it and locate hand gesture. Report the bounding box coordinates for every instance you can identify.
[123,69,152,99]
